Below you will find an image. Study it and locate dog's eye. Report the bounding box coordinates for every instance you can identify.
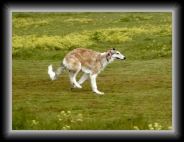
[116,53,119,54]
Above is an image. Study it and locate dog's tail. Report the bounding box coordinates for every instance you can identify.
[48,63,65,81]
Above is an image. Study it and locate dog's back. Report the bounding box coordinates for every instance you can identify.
[65,48,100,65]
[64,48,102,73]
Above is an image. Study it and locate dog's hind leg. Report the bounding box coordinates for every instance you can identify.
[72,73,90,89]
[69,70,74,89]
[65,57,82,89]
[90,74,104,95]
[69,70,82,89]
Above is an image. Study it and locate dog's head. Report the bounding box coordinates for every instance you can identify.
[107,48,126,60]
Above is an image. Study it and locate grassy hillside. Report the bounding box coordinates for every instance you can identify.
[12,12,172,130]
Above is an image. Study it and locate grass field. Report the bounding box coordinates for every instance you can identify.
[12,12,172,130]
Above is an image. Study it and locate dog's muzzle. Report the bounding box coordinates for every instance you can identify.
[116,56,126,60]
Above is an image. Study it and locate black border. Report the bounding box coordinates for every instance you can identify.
[2,1,182,140]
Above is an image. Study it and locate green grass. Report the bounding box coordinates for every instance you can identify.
[12,12,172,130]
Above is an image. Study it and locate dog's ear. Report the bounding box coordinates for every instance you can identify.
[108,48,116,51]
[108,48,116,55]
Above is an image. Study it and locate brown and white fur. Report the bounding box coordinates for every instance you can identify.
[48,48,126,95]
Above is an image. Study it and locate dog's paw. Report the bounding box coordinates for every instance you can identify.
[72,83,82,89]
[98,92,104,95]
[76,84,82,88]
[93,89,104,95]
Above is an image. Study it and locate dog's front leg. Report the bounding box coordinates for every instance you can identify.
[90,74,104,95]
[78,73,90,85]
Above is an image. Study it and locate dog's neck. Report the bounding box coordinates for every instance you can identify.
[101,52,115,68]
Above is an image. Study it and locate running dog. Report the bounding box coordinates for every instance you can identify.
[48,48,126,95]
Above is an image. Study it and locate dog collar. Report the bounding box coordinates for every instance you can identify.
[106,53,109,62]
